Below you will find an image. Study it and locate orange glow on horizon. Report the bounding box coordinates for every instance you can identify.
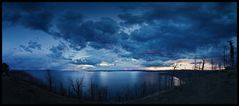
[144,58,224,71]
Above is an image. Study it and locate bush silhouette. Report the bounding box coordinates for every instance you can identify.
[2,63,10,76]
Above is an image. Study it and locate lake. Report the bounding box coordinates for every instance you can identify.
[17,70,211,101]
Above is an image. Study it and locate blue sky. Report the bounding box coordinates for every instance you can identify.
[2,2,237,70]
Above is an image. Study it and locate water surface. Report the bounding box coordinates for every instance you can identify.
[22,70,186,100]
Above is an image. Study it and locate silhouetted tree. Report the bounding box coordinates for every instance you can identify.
[194,56,198,70]
[228,40,234,70]
[198,62,201,70]
[2,63,10,76]
[46,70,53,91]
[223,45,228,69]
[201,57,205,71]
[88,79,95,100]
[59,82,67,96]
[211,58,214,71]
[69,77,84,98]
[218,62,222,70]
[173,63,178,70]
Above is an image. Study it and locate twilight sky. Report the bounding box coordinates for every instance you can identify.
[2,2,237,70]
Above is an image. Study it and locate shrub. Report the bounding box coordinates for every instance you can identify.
[2,63,10,76]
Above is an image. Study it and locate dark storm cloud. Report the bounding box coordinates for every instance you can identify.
[120,23,200,61]
[118,2,237,63]
[118,13,144,25]
[3,3,121,51]
[119,2,236,25]
[23,12,54,33]
[118,2,237,39]
[55,11,84,38]
[55,16,120,50]
[3,2,237,68]
[19,41,41,53]
[3,2,55,33]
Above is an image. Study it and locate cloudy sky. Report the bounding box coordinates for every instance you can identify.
[2,2,237,70]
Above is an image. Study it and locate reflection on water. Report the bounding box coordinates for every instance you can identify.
[23,70,184,101]
[173,76,181,87]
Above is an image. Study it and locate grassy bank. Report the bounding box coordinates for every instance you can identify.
[127,70,237,104]
[1,74,102,104]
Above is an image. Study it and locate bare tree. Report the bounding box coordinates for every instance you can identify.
[228,40,234,70]
[211,58,214,71]
[88,79,96,100]
[218,62,222,70]
[173,63,178,70]
[201,57,205,71]
[46,70,54,91]
[2,63,10,76]
[223,45,227,69]
[198,61,202,70]
[69,77,84,98]
[194,56,197,70]
[59,82,67,96]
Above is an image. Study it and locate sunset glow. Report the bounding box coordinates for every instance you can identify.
[144,58,224,71]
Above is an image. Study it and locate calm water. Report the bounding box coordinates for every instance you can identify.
[22,70,186,100]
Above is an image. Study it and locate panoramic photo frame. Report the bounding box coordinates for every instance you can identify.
[1,1,237,104]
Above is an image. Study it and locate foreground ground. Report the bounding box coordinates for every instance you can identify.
[2,70,237,104]
[128,70,237,104]
[2,76,87,104]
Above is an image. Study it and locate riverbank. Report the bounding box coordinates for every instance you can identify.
[2,70,237,104]
[2,75,98,104]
